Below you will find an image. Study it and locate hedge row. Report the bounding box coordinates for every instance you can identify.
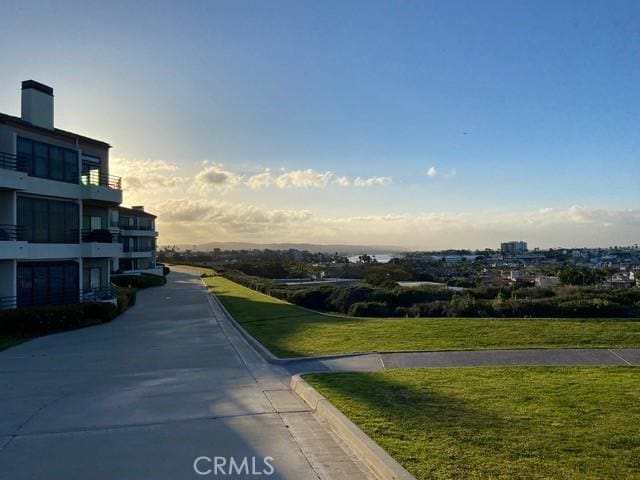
[220,269,640,318]
[0,302,119,335]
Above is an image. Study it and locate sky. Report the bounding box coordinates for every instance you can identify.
[0,0,639,249]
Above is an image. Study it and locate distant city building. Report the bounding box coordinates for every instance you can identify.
[501,241,528,256]
[535,275,561,288]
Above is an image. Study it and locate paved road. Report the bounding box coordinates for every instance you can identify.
[0,269,374,480]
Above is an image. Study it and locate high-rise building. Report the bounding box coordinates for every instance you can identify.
[500,241,528,256]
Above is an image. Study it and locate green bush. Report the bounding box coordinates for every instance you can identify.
[116,287,137,313]
[111,273,167,289]
[349,301,391,317]
[0,302,118,335]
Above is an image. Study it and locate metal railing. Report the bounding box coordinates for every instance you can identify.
[0,224,25,241]
[81,285,116,303]
[80,229,120,243]
[0,296,16,309]
[0,151,121,190]
[0,152,27,172]
[118,224,155,231]
[1,286,117,309]
[80,170,122,190]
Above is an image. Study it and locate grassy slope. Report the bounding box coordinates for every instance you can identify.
[306,367,640,480]
[0,335,29,352]
[202,274,640,358]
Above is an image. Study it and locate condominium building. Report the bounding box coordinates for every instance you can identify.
[0,80,123,308]
[118,205,162,275]
[500,241,528,256]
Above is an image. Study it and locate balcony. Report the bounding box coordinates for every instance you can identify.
[0,153,28,190]
[0,224,28,259]
[0,224,25,241]
[0,286,116,310]
[80,170,122,204]
[80,229,122,258]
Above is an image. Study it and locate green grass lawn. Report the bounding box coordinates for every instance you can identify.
[200,273,640,357]
[306,367,640,479]
[0,335,30,351]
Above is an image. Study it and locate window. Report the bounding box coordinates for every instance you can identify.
[81,154,102,186]
[17,196,79,243]
[83,267,101,291]
[17,261,79,307]
[138,217,153,230]
[16,137,79,184]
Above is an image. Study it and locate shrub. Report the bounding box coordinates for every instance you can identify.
[290,285,336,310]
[0,302,118,335]
[111,273,167,289]
[349,301,391,317]
[116,287,137,313]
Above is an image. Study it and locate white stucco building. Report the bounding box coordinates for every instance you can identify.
[0,80,148,308]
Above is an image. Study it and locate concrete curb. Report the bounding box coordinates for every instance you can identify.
[202,278,377,365]
[290,374,416,480]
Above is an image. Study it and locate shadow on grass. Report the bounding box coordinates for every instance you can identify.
[304,370,508,479]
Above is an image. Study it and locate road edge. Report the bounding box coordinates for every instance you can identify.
[290,374,416,480]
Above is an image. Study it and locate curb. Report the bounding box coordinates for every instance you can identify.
[203,278,378,366]
[290,374,416,480]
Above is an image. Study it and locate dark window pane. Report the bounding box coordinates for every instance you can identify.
[33,199,49,242]
[49,146,64,181]
[17,137,33,173]
[65,202,79,243]
[49,265,64,304]
[64,263,79,303]
[17,196,33,242]
[49,202,65,243]
[17,265,33,307]
[33,142,48,178]
[33,265,49,305]
[64,149,78,183]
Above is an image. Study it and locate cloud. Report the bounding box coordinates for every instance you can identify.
[156,203,640,249]
[333,176,350,187]
[353,176,392,187]
[245,170,274,190]
[110,157,188,192]
[427,166,456,178]
[194,163,241,192]
[274,169,334,189]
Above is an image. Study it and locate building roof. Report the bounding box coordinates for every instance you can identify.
[0,112,111,148]
[118,205,157,218]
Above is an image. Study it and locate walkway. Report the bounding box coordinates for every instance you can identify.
[0,269,375,480]
[283,347,639,375]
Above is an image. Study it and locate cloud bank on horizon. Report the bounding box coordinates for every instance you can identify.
[112,157,640,250]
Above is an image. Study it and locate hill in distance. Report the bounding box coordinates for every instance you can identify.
[172,241,406,255]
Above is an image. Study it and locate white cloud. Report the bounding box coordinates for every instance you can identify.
[427,166,437,177]
[274,169,334,189]
[156,203,640,249]
[353,176,392,187]
[245,170,274,189]
[427,166,456,178]
[194,163,241,192]
[333,176,350,187]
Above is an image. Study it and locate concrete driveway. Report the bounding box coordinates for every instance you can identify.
[0,270,373,479]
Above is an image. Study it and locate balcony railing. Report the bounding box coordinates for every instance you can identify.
[0,296,16,310]
[0,152,27,172]
[0,286,116,309]
[0,151,121,190]
[81,229,120,243]
[81,285,116,303]
[81,170,122,190]
[0,224,25,241]
[118,224,154,231]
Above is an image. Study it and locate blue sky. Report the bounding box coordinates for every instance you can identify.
[1,1,638,248]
